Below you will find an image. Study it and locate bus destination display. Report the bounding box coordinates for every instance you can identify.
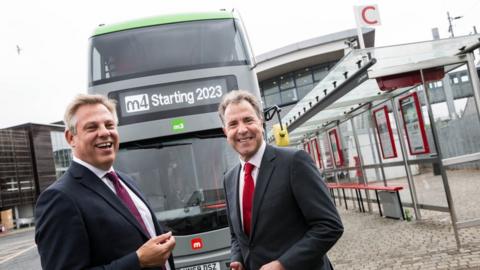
[111,76,236,125]
[119,77,228,116]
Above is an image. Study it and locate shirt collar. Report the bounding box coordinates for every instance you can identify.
[72,156,114,179]
[240,140,266,170]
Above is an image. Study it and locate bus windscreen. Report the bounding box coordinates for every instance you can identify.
[114,136,238,235]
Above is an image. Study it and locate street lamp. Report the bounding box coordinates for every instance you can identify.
[447,11,463,38]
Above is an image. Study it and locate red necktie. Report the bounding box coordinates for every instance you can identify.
[242,162,255,236]
[105,171,149,235]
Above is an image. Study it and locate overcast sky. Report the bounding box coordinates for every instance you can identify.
[0,0,478,128]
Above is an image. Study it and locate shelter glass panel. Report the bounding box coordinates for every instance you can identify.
[444,163,480,221]
[427,64,480,159]
[364,168,382,183]
[321,132,335,169]
[383,165,413,205]
[353,112,381,166]
[317,134,329,171]
[427,63,480,221]
[339,121,356,171]
[410,165,448,208]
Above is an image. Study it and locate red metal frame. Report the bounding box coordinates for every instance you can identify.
[373,105,398,159]
[312,138,324,169]
[303,141,312,154]
[399,92,430,155]
[376,67,444,91]
[328,128,344,167]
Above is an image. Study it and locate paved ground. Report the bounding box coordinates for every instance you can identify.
[329,208,480,270]
[328,168,480,269]
[0,228,39,270]
[1,210,480,269]
[387,169,480,220]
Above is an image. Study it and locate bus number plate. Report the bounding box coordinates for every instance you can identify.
[180,262,220,270]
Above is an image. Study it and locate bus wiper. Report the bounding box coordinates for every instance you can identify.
[124,142,192,150]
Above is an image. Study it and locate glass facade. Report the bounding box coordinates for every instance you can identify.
[260,61,336,107]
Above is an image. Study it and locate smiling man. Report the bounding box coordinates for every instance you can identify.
[35,94,176,270]
[218,90,343,270]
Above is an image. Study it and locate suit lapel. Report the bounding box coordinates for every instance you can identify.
[230,164,245,236]
[70,162,150,239]
[118,172,165,235]
[250,145,276,240]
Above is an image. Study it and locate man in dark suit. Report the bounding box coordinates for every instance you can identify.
[218,90,343,270]
[35,94,176,270]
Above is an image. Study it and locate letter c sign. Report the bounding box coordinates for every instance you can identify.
[356,4,381,27]
[362,6,377,24]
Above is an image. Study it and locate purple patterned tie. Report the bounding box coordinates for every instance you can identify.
[105,171,149,235]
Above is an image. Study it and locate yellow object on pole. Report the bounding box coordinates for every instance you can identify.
[272,124,289,146]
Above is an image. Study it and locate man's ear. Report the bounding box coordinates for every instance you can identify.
[65,129,75,148]
[222,127,227,136]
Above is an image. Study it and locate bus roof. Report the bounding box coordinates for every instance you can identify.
[92,11,235,37]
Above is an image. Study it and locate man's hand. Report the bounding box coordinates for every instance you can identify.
[230,261,245,270]
[136,231,176,268]
[259,260,285,270]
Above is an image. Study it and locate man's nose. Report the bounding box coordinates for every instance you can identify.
[98,125,111,137]
[237,122,248,133]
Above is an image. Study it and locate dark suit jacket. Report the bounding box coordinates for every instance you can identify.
[35,161,175,270]
[223,145,343,270]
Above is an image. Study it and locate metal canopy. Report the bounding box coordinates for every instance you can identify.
[274,34,480,145]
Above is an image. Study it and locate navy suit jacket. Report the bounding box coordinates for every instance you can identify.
[35,161,175,270]
[223,145,343,270]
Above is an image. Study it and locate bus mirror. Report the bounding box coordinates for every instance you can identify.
[272,124,289,147]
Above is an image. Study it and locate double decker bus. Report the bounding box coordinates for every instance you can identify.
[88,11,259,270]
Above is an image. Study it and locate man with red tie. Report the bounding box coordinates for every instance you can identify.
[35,94,176,270]
[219,90,343,270]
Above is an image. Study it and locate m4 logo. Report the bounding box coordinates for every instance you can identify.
[191,238,203,250]
[124,94,149,113]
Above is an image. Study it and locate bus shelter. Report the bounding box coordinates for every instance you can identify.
[269,34,480,248]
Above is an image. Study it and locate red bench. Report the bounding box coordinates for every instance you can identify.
[327,183,405,219]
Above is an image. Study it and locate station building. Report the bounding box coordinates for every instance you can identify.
[256,28,375,125]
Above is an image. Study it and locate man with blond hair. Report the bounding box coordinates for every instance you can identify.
[35,94,176,270]
[219,90,343,270]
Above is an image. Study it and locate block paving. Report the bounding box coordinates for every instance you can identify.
[329,207,480,270]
